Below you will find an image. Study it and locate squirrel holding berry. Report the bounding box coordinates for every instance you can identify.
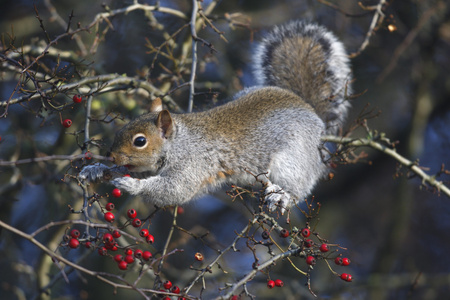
[79,21,352,213]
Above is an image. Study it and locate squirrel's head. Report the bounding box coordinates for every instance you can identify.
[109,98,173,174]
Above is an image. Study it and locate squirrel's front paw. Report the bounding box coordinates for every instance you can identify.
[111,177,142,195]
[265,183,292,214]
[78,163,110,182]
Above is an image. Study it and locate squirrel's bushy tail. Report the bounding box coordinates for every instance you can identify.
[254,21,352,135]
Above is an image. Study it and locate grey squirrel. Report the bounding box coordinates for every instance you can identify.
[79,21,352,213]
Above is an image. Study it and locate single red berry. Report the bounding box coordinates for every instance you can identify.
[267,280,275,289]
[84,151,92,160]
[320,243,330,252]
[301,228,310,237]
[68,238,80,249]
[124,255,135,264]
[110,243,118,251]
[139,228,149,238]
[127,209,137,219]
[104,212,115,223]
[111,188,122,198]
[73,94,82,103]
[112,230,121,238]
[261,230,270,240]
[194,252,204,261]
[306,255,316,266]
[132,218,142,227]
[62,119,72,128]
[103,233,114,245]
[335,257,343,265]
[98,247,107,256]
[125,249,133,256]
[105,202,115,211]
[118,260,128,270]
[274,279,284,287]
[340,273,352,282]
[280,228,289,238]
[142,251,152,261]
[178,297,187,300]
[114,254,123,263]
[177,206,184,214]
[134,249,143,259]
[304,239,314,248]
[146,234,155,244]
[70,229,81,239]
[85,241,92,249]
[230,296,239,300]
[123,174,131,177]
[163,280,172,289]
[171,285,180,294]
[342,257,351,266]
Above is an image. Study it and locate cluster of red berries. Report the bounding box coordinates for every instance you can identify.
[113,247,153,270]
[159,280,186,300]
[298,227,353,282]
[65,187,159,271]
[62,95,83,128]
[267,279,284,289]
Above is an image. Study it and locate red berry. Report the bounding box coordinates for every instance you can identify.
[171,285,180,294]
[104,212,115,223]
[274,279,284,287]
[68,238,80,249]
[306,255,316,265]
[62,119,72,128]
[111,188,122,198]
[142,251,152,261]
[279,228,289,238]
[267,280,275,289]
[70,229,81,239]
[114,254,123,262]
[118,260,128,270]
[103,233,114,245]
[125,249,133,256]
[163,280,172,289]
[105,202,115,211]
[124,255,135,264]
[304,239,314,248]
[335,257,343,265]
[342,257,351,266]
[301,228,310,237]
[132,218,142,227]
[162,297,170,300]
[320,243,329,252]
[73,94,82,103]
[112,230,121,238]
[146,234,155,244]
[98,247,107,256]
[139,228,149,237]
[85,241,92,249]
[110,243,118,251]
[230,296,239,300]
[340,273,352,282]
[127,209,137,219]
[123,174,131,177]
[134,249,143,259]
[177,206,184,214]
[84,151,92,160]
[194,252,204,261]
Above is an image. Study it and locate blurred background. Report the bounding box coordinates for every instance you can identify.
[1,0,450,299]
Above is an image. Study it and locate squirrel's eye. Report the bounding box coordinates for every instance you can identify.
[133,136,147,147]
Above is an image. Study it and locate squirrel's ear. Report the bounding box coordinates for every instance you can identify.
[150,97,163,112]
[156,110,173,139]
